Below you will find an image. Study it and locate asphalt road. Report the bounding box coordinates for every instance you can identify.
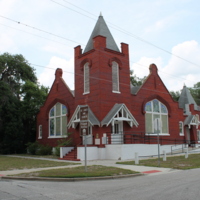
[0,169,200,200]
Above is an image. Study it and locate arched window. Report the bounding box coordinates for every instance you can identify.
[112,61,120,93]
[179,122,184,136]
[145,99,169,135]
[83,62,90,94]
[38,125,42,139]
[49,103,68,137]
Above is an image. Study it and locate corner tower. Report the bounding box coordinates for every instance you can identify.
[74,14,131,121]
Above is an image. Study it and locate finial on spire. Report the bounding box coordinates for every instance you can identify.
[99,12,102,17]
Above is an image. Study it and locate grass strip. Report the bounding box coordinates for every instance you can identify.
[14,165,139,178]
[116,154,200,170]
[0,156,78,171]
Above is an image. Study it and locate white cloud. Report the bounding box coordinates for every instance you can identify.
[131,56,163,78]
[161,40,200,91]
[0,0,16,18]
[38,56,74,90]
[0,32,16,52]
[130,40,200,92]
[145,10,187,33]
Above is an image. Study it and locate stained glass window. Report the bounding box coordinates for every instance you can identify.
[49,103,68,137]
[112,61,120,93]
[84,63,90,94]
[145,102,152,112]
[145,99,168,135]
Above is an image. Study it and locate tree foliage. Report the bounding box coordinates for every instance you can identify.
[130,70,146,86]
[170,91,181,101]
[0,53,48,154]
[189,82,200,105]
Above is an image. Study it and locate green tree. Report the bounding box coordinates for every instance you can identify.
[130,70,146,86]
[0,53,48,154]
[189,82,200,105]
[170,91,181,101]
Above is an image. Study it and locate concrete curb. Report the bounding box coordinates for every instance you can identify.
[1,173,144,182]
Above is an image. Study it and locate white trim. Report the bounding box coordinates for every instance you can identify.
[49,103,68,137]
[145,99,169,135]
[179,121,184,136]
[145,133,170,136]
[112,91,121,94]
[83,92,90,95]
[48,136,67,139]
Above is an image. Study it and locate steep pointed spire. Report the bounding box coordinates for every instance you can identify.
[83,15,120,53]
[178,85,197,109]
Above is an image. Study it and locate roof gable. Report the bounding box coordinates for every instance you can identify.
[68,105,100,128]
[178,86,197,109]
[101,104,138,127]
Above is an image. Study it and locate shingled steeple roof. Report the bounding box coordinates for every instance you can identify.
[83,14,120,53]
[178,85,197,109]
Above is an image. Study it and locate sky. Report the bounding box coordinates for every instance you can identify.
[0,0,200,92]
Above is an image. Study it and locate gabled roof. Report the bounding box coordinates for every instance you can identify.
[67,105,100,128]
[184,114,199,128]
[83,14,120,53]
[178,85,197,109]
[130,84,141,95]
[101,104,138,127]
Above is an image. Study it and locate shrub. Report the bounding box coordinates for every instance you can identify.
[36,145,52,155]
[27,142,52,155]
[26,141,40,155]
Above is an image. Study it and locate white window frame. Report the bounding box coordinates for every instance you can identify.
[48,103,68,138]
[38,125,42,139]
[197,130,200,143]
[179,121,184,136]
[83,62,90,95]
[145,99,169,136]
[112,61,120,93]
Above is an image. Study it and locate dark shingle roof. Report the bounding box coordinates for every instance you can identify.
[178,86,197,109]
[83,14,120,53]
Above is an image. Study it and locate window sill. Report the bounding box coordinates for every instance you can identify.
[112,91,121,94]
[38,137,42,139]
[179,134,184,136]
[83,92,90,95]
[145,133,170,136]
[48,136,67,139]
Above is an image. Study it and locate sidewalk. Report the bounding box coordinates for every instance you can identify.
[0,155,180,179]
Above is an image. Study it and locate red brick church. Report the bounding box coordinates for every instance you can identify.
[36,14,200,160]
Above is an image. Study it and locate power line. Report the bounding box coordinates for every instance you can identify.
[0,23,75,48]
[0,15,85,46]
[50,0,200,70]
[0,14,196,87]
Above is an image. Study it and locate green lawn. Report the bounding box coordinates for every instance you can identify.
[0,156,78,171]
[117,154,200,170]
[14,165,139,178]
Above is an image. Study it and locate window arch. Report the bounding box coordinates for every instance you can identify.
[112,61,120,93]
[49,103,68,137]
[83,62,90,94]
[145,99,169,135]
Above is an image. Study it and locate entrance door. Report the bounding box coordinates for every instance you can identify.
[186,127,190,144]
[111,121,123,144]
